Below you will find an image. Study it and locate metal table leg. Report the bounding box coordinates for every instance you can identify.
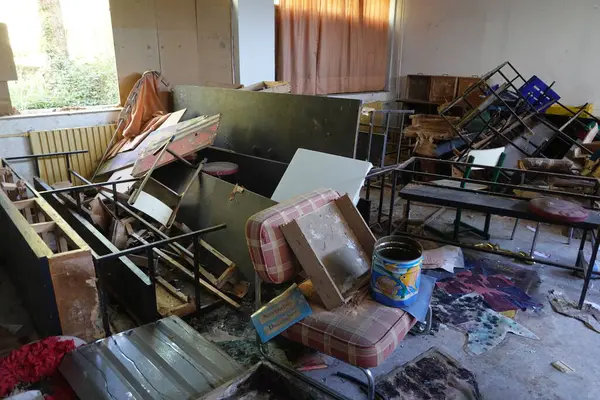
[579,228,600,308]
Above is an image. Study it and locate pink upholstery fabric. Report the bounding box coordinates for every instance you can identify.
[282,295,416,368]
[245,189,339,284]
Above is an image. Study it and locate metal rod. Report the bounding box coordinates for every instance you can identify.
[579,228,600,308]
[4,150,88,161]
[393,230,600,273]
[408,171,600,204]
[377,176,385,224]
[128,135,175,205]
[38,176,141,195]
[192,233,202,315]
[147,247,156,288]
[388,170,398,235]
[95,225,226,261]
[409,156,594,182]
[366,111,374,162]
[93,258,111,337]
[529,222,541,256]
[65,155,71,183]
[112,183,119,218]
[381,112,391,168]
[166,148,195,168]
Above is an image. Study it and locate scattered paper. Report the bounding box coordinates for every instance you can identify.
[422,245,465,273]
[548,290,600,333]
[533,251,549,259]
[526,225,537,233]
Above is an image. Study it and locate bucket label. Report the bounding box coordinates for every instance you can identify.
[371,258,422,302]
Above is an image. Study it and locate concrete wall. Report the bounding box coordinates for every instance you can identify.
[0,109,119,182]
[400,0,600,105]
[233,0,275,86]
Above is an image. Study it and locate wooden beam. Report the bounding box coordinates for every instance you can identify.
[156,276,189,303]
[130,233,240,309]
[30,221,56,234]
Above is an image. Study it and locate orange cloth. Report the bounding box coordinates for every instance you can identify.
[118,72,169,140]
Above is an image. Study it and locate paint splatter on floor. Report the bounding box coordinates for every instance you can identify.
[376,347,482,400]
[432,292,538,354]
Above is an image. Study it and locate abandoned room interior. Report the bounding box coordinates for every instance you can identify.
[1,0,600,399]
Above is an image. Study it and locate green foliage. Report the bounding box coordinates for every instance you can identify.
[9,56,119,111]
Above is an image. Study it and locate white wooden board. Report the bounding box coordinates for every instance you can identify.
[130,191,173,226]
[271,149,372,205]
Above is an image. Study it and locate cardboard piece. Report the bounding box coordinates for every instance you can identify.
[251,283,312,343]
[271,149,372,205]
[281,194,375,310]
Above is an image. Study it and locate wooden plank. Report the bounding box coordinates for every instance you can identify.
[334,195,376,258]
[281,218,345,310]
[0,23,17,81]
[131,115,219,176]
[155,0,200,85]
[196,0,233,85]
[119,108,187,153]
[31,221,56,234]
[156,276,189,303]
[130,191,173,226]
[108,0,161,104]
[281,195,372,310]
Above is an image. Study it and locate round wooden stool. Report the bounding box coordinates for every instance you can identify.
[203,162,239,184]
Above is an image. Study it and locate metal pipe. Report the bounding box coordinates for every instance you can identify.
[408,172,600,204]
[393,230,600,273]
[95,225,226,261]
[410,156,594,182]
[37,177,141,195]
[4,150,88,160]
[193,235,202,315]
[366,111,374,162]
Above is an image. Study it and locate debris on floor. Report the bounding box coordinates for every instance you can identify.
[432,292,539,355]
[436,270,543,312]
[548,290,600,333]
[0,336,78,398]
[376,347,482,400]
[551,360,574,373]
[422,245,465,273]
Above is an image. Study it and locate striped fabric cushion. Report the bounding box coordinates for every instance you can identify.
[245,189,339,284]
[282,296,416,368]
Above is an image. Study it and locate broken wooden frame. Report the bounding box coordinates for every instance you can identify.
[438,61,595,160]
[0,162,101,342]
[29,148,240,293]
[395,156,600,308]
[94,225,227,337]
[35,170,243,313]
[4,152,242,329]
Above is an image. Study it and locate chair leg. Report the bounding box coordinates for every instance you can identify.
[511,218,519,240]
[359,368,375,400]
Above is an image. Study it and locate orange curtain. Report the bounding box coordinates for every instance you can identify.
[277,0,391,95]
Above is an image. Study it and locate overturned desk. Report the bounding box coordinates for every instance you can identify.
[398,183,600,308]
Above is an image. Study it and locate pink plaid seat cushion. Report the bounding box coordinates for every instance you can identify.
[282,297,416,368]
[246,189,339,284]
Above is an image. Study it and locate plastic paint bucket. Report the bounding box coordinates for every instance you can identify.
[371,236,423,307]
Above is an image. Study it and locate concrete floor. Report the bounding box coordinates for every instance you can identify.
[1,203,599,399]
[305,204,600,400]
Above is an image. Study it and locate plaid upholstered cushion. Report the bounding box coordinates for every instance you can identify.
[282,297,416,368]
[245,189,339,284]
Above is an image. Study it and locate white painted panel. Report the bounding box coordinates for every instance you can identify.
[234,0,275,85]
[401,0,600,105]
[271,149,372,205]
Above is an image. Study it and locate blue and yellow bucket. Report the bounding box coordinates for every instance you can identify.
[371,236,423,307]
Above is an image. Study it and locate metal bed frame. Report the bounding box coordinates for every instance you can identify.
[392,156,600,308]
